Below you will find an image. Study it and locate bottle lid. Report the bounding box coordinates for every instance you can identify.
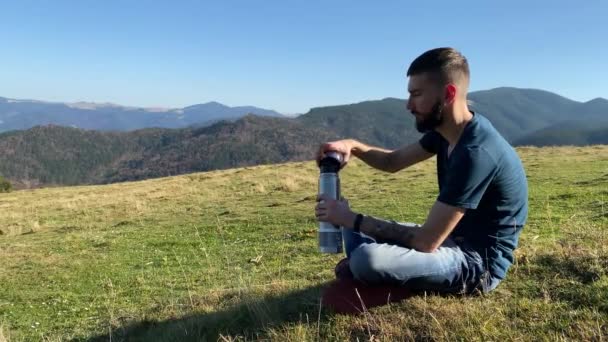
[319,151,343,173]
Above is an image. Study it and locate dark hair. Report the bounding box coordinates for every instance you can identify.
[407,47,470,87]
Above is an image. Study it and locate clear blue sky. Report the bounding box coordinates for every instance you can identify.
[1,1,606,114]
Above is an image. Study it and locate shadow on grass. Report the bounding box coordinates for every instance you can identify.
[84,278,470,342]
[86,283,330,342]
[533,253,608,313]
[536,254,606,284]
[83,250,608,341]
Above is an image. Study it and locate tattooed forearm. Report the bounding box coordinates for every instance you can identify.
[359,215,420,249]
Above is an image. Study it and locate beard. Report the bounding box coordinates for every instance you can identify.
[413,100,444,133]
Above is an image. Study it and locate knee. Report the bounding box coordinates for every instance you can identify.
[349,244,385,283]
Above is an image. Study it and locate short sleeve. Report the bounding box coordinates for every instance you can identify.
[438,147,498,209]
[419,131,442,154]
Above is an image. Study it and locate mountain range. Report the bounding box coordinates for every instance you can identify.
[0,97,283,132]
[0,87,606,188]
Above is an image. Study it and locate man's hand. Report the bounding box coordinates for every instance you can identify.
[315,194,357,227]
[316,140,354,168]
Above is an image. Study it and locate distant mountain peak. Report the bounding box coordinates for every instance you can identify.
[585,97,608,105]
[203,101,226,106]
[4,97,51,104]
[183,101,230,111]
[66,101,126,110]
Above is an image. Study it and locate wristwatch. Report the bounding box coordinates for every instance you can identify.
[353,213,364,233]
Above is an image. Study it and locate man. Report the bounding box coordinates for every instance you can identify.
[315,47,528,294]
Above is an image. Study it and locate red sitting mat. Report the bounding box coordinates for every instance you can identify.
[321,278,413,315]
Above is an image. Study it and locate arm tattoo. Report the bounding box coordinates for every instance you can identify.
[359,215,419,248]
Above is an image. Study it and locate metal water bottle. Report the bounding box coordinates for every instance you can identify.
[318,151,344,253]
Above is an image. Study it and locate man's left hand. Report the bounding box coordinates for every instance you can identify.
[315,194,356,227]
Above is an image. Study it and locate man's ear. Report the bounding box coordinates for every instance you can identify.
[445,84,457,104]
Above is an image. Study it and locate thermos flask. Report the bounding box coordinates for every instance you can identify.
[318,151,344,253]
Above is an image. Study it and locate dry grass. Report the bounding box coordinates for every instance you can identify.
[0,324,8,342]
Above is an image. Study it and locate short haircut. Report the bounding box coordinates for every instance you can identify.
[407,48,470,89]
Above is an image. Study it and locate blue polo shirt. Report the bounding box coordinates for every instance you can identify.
[419,113,528,280]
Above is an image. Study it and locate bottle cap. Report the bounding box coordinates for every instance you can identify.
[319,151,343,173]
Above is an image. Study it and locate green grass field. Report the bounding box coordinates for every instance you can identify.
[1,146,607,341]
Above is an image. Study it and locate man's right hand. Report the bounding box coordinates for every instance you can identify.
[316,139,354,168]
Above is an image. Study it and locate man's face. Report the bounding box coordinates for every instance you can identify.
[407,74,444,133]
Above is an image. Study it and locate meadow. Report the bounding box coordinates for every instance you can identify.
[1,146,607,341]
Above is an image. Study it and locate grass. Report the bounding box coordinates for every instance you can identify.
[0,145,607,341]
